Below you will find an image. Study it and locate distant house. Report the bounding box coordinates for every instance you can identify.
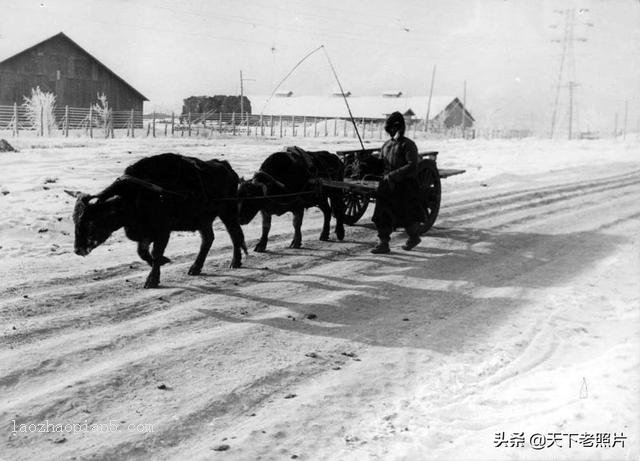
[248,92,474,129]
[0,32,147,112]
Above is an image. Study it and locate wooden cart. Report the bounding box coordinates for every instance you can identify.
[322,148,465,233]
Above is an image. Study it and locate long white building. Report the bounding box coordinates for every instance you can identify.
[248,91,474,128]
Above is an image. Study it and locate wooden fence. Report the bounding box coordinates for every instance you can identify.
[0,104,475,139]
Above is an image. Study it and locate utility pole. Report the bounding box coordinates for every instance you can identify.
[567,81,579,140]
[623,100,628,140]
[425,65,436,133]
[462,80,467,135]
[240,70,244,121]
[239,70,255,123]
[549,8,593,139]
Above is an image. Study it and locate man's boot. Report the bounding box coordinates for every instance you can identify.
[402,223,422,251]
[371,238,390,254]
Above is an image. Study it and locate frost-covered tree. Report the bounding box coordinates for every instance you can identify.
[22,87,57,136]
[91,93,112,138]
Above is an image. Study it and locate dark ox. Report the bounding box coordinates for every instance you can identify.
[66,153,246,288]
[238,148,345,252]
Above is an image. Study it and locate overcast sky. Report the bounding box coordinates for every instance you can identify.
[0,0,638,134]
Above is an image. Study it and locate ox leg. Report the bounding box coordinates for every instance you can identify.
[290,208,304,248]
[138,239,170,266]
[330,192,346,241]
[221,215,245,268]
[318,198,331,241]
[144,233,170,289]
[254,211,271,253]
[188,225,214,275]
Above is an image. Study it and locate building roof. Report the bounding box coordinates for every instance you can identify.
[249,94,474,121]
[0,32,148,101]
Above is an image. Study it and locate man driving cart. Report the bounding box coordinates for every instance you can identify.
[370,111,425,254]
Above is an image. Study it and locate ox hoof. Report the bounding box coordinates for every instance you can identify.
[289,241,302,249]
[229,260,242,269]
[254,243,267,253]
[319,234,330,241]
[159,256,171,266]
[188,266,202,276]
[336,228,345,241]
[143,279,160,289]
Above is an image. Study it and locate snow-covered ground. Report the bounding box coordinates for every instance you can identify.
[0,135,638,460]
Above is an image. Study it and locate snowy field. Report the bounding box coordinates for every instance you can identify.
[0,135,639,460]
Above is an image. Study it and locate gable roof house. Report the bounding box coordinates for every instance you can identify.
[0,32,147,112]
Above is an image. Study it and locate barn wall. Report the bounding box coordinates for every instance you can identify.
[0,35,143,111]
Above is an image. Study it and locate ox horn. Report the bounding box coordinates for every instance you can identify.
[64,189,84,198]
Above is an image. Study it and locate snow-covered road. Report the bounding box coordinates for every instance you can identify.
[1,136,638,460]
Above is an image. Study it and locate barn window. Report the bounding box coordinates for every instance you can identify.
[91,63,98,81]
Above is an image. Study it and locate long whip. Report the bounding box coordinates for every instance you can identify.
[259,45,324,116]
[321,46,365,150]
[260,44,365,151]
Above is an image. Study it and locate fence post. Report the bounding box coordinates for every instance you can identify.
[64,105,69,137]
[152,111,156,137]
[88,106,93,138]
[313,117,317,137]
[303,116,307,137]
[187,112,192,137]
[291,115,295,137]
[343,119,347,137]
[171,112,175,136]
[164,119,168,136]
[130,109,135,138]
[231,112,236,135]
[334,118,338,137]
[39,106,44,137]
[279,115,283,137]
[219,112,223,134]
[324,117,328,137]
[13,102,18,138]
[260,115,264,136]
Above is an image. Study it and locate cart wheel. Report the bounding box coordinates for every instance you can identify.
[343,190,369,225]
[418,159,441,234]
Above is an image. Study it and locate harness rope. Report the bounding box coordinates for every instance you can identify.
[113,174,324,202]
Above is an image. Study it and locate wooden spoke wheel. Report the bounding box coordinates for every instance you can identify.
[343,190,370,225]
[417,159,441,234]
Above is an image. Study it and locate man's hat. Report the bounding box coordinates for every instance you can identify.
[384,111,405,135]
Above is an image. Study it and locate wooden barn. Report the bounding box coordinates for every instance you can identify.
[0,32,147,111]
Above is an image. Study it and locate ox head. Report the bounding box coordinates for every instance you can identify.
[65,190,124,256]
[237,178,267,225]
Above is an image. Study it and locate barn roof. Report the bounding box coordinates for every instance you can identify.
[0,32,148,101]
[249,94,474,121]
